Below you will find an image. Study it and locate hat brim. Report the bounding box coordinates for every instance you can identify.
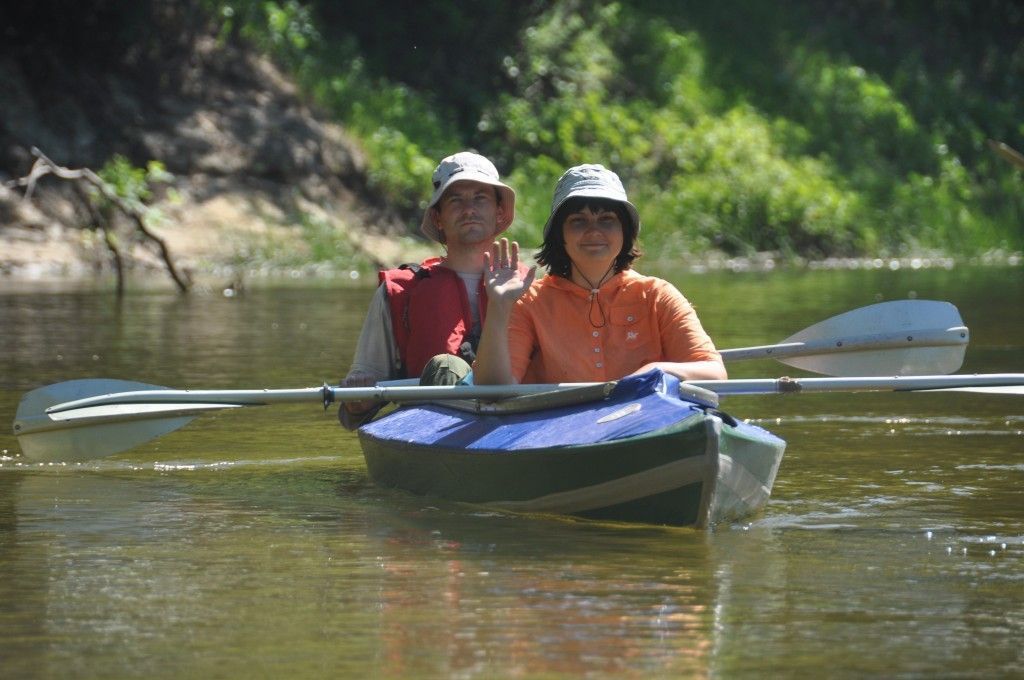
[420,174,517,243]
[542,189,641,239]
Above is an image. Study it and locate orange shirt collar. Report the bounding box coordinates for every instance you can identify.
[541,268,638,295]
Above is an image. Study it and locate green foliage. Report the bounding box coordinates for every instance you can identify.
[207,0,458,208]
[637,108,865,257]
[504,155,567,246]
[310,59,455,205]
[95,156,173,214]
[210,0,318,59]
[484,2,870,257]
[227,210,373,272]
[200,0,1022,258]
[782,49,931,174]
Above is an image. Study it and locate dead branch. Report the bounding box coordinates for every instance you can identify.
[7,147,191,293]
[70,180,126,296]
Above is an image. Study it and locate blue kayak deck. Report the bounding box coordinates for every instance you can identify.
[362,370,733,450]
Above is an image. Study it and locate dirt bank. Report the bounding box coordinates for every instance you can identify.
[1,28,430,286]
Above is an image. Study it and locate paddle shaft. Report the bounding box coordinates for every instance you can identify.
[41,373,1024,418]
[42,383,605,415]
[719,326,967,362]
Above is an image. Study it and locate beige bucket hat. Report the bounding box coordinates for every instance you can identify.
[542,164,641,239]
[420,152,517,242]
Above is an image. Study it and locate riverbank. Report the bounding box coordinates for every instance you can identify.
[2,240,1018,296]
[0,174,433,287]
[1,27,428,288]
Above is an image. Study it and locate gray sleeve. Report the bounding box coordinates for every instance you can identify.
[345,284,400,382]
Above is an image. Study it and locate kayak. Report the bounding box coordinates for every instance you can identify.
[358,370,786,527]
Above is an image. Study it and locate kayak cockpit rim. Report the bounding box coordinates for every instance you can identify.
[421,381,616,414]
[388,379,720,415]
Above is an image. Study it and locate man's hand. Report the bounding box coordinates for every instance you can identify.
[339,373,381,415]
[338,373,387,430]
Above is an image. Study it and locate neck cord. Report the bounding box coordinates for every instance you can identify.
[570,261,615,328]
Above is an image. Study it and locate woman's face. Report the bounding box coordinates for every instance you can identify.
[562,206,624,269]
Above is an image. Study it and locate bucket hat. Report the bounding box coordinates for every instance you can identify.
[420,152,516,243]
[542,164,640,239]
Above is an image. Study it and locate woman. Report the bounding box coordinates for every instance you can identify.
[474,164,726,384]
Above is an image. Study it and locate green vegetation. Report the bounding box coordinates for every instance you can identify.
[207,1,1024,259]
[95,156,174,215]
[230,210,367,270]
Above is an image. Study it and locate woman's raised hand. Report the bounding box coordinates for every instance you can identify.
[483,238,536,308]
[474,238,534,384]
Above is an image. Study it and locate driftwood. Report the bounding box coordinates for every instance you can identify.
[7,147,191,293]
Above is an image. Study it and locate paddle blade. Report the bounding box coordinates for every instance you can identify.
[780,300,967,376]
[12,379,234,463]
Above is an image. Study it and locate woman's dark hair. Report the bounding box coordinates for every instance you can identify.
[536,197,641,278]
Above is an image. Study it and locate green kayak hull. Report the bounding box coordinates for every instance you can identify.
[358,393,786,528]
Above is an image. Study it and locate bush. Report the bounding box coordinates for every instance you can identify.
[202,0,1022,257]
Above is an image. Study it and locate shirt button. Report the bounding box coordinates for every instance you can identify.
[592,331,599,337]
[595,362,603,368]
[626,315,635,322]
[593,347,600,353]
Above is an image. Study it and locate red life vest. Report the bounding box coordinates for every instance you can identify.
[380,257,529,377]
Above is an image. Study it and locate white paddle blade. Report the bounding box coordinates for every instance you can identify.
[781,300,967,376]
[16,412,197,463]
[12,379,232,462]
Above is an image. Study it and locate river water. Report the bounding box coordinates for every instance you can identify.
[1,264,1021,678]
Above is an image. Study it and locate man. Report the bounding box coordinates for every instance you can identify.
[338,151,520,428]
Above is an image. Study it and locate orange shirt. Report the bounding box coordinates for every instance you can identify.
[508,269,721,383]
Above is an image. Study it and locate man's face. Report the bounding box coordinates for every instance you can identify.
[432,180,505,246]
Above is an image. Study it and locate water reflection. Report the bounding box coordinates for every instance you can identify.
[361,506,717,676]
[2,466,721,677]
[0,287,373,392]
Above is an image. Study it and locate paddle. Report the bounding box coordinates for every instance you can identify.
[13,372,1024,463]
[9,299,973,462]
[719,299,967,376]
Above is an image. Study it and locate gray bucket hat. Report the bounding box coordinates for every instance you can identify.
[542,164,641,239]
[420,152,516,243]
